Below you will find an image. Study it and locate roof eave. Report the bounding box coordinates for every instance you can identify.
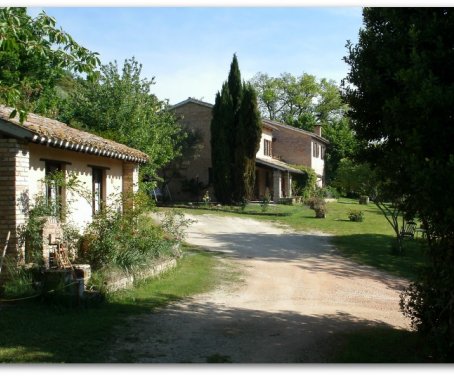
[1,119,148,163]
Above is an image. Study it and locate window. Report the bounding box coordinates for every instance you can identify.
[321,146,325,160]
[264,139,272,157]
[45,161,63,218]
[92,167,104,215]
[313,142,320,159]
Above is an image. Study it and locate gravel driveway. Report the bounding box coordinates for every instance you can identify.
[109,213,410,363]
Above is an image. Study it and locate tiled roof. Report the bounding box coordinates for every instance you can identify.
[170,97,214,110]
[263,119,329,144]
[0,106,148,163]
[256,156,304,174]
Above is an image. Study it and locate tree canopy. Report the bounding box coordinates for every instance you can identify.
[250,72,347,130]
[250,71,357,183]
[59,58,185,185]
[211,54,262,203]
[343,7,454,360]
[0,7,100,121]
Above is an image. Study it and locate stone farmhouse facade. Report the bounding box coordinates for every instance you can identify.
[0,106,147,278]
[167,98,328,203]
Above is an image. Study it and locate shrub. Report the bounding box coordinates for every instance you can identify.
[260,190,271,212]
[81,193,179,273]
[308,197,327,218]
[1,263,36,298]
[291,165,317,200]
[161,209,195,244]
[317,186,341,199]
[348,210,364,222]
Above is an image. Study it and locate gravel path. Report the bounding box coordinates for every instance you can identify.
[109,214,410,363]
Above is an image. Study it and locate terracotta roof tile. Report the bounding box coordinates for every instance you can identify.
[0,106,148,163]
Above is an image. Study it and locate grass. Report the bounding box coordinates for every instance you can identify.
[164,198,428,280]
[0,246,229,363]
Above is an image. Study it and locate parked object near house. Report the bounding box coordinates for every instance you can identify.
[0,105,148,285]
[168,98,329,203]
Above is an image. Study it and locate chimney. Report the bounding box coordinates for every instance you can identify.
[314,125,322,137]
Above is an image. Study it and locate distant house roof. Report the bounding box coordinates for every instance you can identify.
[0,106,148,163]
[170,97,214,110]
[256,156,303,175]
[170,98,327,143]
[263,119,329,144]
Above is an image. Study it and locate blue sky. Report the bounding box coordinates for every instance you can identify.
[28,6,364,105]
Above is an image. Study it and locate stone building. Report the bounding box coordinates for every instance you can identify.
[0,105,147,280]
[167,98,328,202]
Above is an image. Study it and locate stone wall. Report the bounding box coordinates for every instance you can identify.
[103,258,178,292]
[168,102,214,202]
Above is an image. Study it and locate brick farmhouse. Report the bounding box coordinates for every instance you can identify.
[166,98,329,203]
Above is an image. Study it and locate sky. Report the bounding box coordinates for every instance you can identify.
[27,5,364,105]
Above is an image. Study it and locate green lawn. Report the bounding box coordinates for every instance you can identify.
[0,246,228,363]
[167,198,428,280]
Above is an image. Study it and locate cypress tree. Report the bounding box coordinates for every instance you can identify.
[211,54,262,204]
[237,83,262,201]
[211,84,233,203]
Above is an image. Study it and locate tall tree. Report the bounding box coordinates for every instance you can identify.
[211,84,233,203]
[343,7,454,360]
[234,83,262,202]
[0,7,100,121]
[211,55,262,203]
[60,58,184,185]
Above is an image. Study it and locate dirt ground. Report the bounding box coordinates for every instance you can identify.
[108,214,411,363]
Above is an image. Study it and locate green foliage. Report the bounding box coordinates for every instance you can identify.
[160,209,194,244]
[250,72,356,183]
[343,7,454,359]
[0,7,100,119]
[291,165,317,200]
[333,158,377,197]
[250,72,345,127]
[322,117,359,182]
[348,210,364,222]
[316,186,341,199]
[59,57,185,185]
[181,178,208,201]
[17,196,52,266]
[16,171,87,266]
[0,247,223,362]
[260,190,271,212]
[211,85,234,203]
[211,54,262,204]
[81,194,175,273]
[1,263,35,298]
[235,83,262,201]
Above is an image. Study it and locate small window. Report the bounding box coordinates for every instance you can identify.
[313,142,320,159]
[92,168,105,215]
[45,161,63,218]
[321,146,325,160]
[264,139,272,156]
